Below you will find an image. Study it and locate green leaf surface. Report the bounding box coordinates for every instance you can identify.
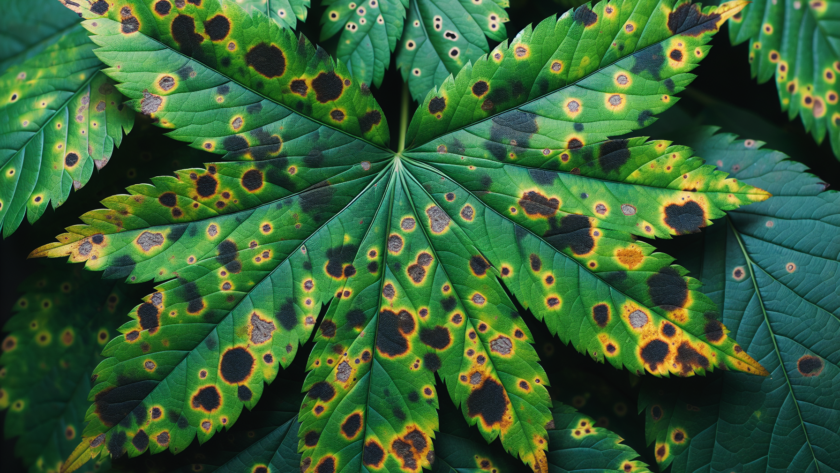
[396,0,510,101]
[0,16,134,237]
[32,1,769,471]
[237,0,311,29]
[720,0,840,158]
[0,0,81,72]
[0,263,137,473]
[547,402,651,473]
[640,128,840,472]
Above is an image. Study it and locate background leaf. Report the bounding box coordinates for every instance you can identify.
[238,0,311,29]
[720,0,840,158]
[640,127,840,471]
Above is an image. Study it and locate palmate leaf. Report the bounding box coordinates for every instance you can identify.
[319,0,509,101]
[0,0,135,238]
[31,0,770,471]
[639,128,840,471]
[722,0,840,158]
[0,263,139,473]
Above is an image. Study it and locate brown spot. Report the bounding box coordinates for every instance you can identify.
[426,206,450,233]
[141,91,162,115]
[797,355,824,377]
[136,232,165,251]
[675,342,709,374]
[519,191,559,217]
[119,6,140,34]
[490,336,512,355]
[330,109,345,122]
[616,247,643,269]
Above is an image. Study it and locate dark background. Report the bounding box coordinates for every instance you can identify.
[2,0,838,470]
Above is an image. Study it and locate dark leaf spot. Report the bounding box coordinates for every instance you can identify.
[220,347,254,384]
[246,43,286,78]
[311,72,343,103]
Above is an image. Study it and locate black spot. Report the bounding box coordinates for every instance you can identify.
[630,44,665,80]
[341,413,362,438]
[519,191,559,217]
[237,385,252,401]
[65,152,79,167]
[311,72,343,103]
[196,174,218,197]
[363,442,385,466]
[246,43,286,78]
[392,407,406,420]
[325,244,357,279]
[158,192,177,207]
[664,78,675,92]
[420,326,451,349]
[485,111,538,161]
[376,309,414,357]
[220,347,254,384]
[640,339,669,369]
[599,139,631,173]
[359,110,382,133]
[247,103,263,114]
[177,415,188,429]
[108,431,126,458]
[308,381,336,402]
[574,122,584,132]
[441,297,457,312]
[94,381,156,427]
[290,79,308,96]
[120,7,140,34]
[216,240,238,266]
[530,254,542,272]
[367,261,379,273]
[574,5,598,26]
[798,355,824,376]
[276,299,297,330]
[305,430,320,446]
[137,303,159,331]
[299,182,336,216]
[131,403,147,424]
[408,391,419,402]
[648,267,689,309]
[467,379,506,426]
[241,169,263,191]
[171,15,204,57]
[663,322,677,337]
[669,49,683,61]
[320,320,337,338]
[423,353,441,372]
[592,304,609,327]
[90,0,110,14]
[704,319,724,342]
[675,341,709,372]
[472,81,489,96]
[545,214,594,255]
[104,254,136,279]
[651,405,663,420]
[528,169,557,185]
[637,110,654,127]
[428,97,446,114]
[667,3,721,36]
[154,0,171,15]
[664,201,705,234]
[191,386,221,411]
[204,15,230,42]
[469,257,491,277]
[346,309,366,328]
[132,430,149,451]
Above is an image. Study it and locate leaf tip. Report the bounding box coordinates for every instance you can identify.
[61,440,92,473]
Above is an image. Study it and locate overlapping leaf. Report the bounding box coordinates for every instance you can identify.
[640,128,840,471]
[547,403,651,473]
[0,0,134,238]
[0,263,137,473]
[238,0,311,29]
[721,0,840,158]
[32,0,770,471]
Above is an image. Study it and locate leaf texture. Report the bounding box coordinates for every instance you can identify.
[237,0,311,29]
[640,128,840,472]
[547,402,651,473]
[31,1,769,471]
[396,0,510,101]
[0,20,134,237]
[0,264,135,473]
[722,0,840,158]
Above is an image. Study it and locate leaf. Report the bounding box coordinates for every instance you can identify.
[639,127,840,471]
[237,0,311,29]
[721,0,840,158]
[0,0,81,71]
[319,0,408,90]
[396,0,510,101]
[0,263,137,473]
[109,379,304,473]
[31,1,768,471]
[0,11,135,237]
[547,402,651,473]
